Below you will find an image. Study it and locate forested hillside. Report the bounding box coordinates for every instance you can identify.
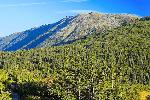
[0,19,150,100]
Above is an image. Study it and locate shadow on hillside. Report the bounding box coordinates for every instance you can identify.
[9,82,61,100]
[146,95,150,100]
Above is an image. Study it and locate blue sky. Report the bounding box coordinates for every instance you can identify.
[0,0,149,37]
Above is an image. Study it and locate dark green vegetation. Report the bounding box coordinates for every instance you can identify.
[140,16,150,21]
[0,19,150,100]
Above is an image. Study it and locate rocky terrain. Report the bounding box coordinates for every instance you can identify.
[0,13,139,51]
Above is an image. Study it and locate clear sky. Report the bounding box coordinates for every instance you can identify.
[0,0,149,37]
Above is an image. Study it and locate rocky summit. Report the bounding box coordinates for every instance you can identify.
[0,13,139,51]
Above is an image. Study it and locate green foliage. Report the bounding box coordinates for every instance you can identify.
[0,70,11,99]
[0,19,149,99]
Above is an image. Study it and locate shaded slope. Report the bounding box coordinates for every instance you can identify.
[1,16,74,51]
[0,33,20,50]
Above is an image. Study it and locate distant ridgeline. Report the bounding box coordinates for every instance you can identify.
[0,13,139,51]
[140,16,150,21]
[0,15,150,99]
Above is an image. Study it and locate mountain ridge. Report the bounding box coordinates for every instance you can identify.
[0,13,139,51]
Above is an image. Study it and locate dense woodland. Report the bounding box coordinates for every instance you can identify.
[0,19,150,100]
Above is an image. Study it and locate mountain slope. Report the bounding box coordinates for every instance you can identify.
[39,13,139,47]
[0,13,139,51]
[0,16,75,51]
[0,33,20,50]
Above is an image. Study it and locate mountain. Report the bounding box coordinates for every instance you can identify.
[0,19,149,99]
[0,17,74,51]
[0,34,4,39]
[0,13,139,51]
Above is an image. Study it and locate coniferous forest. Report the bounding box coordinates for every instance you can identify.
[0,18,150,100]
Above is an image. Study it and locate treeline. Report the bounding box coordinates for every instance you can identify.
[0,19,150,100]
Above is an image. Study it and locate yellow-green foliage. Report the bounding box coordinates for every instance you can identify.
[0,20,149,99]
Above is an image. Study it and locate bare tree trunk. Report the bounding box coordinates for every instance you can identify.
[78,78,81,100]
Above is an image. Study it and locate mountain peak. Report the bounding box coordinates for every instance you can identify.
[77,12,139,17]
[0,13,139,51]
